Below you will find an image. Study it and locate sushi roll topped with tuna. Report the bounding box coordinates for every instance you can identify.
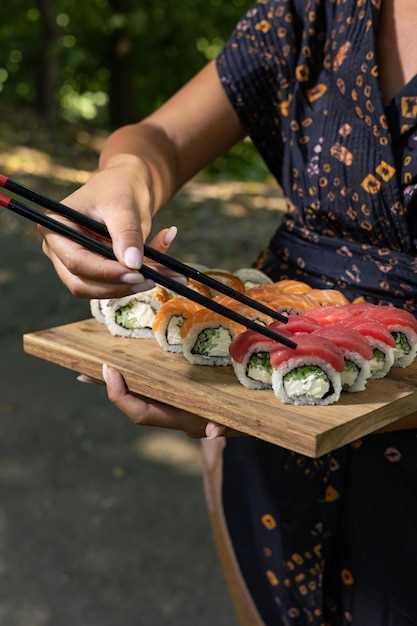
[269,315,321,335]
[357,305,417,368]
[312,326,372,392]
[229,328,291,390]
[270,335,345,405]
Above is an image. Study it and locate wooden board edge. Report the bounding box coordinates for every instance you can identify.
[23,331,321,459]
[315,387,417,456]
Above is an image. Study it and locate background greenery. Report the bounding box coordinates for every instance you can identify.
[0,0,268,180]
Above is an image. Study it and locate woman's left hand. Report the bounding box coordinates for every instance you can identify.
[78,365,227,439]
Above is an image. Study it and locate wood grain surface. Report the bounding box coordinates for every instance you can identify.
[23,319,417,458]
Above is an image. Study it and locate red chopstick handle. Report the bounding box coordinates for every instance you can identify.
[0,193,11,207]
[0,174,8,187]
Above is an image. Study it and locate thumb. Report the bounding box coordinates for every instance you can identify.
[106,205,144,269]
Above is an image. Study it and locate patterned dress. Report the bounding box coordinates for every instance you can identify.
[216,1,417,624]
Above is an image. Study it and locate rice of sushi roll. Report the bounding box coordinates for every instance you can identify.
[343,319,395,379]
[90,299,109,324]
[104,287,171,338]
[181,309,244,366]
[229,329,289,389]
[234,268,273,290]
[312,326,372,392]
[152,298,201,353]
[270,335,344,405]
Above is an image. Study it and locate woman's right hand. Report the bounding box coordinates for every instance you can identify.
[40,153,176,299]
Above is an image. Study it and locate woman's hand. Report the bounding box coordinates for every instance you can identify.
[39,154,177,299]
[78,365,227,439]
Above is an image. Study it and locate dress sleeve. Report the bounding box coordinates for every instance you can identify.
[216,0,301,162]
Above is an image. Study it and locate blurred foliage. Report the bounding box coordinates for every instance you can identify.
[0,0,268,180]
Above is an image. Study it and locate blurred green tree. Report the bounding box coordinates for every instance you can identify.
[0,0,268,179]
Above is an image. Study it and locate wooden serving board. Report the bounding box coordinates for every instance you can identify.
[23,319,417,458]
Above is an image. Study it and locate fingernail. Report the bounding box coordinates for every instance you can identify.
[206,423,222,439]
[102,363,110,383]
[121,272,144,285]
[163,226,177,247]
[124,247,142,270]
[130,279,154,294]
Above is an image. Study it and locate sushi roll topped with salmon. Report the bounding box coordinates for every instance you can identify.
[181,309,244,366]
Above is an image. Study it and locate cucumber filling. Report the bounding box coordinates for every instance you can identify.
[392,332,411,356]
[191,327,232,357]
[370,348,386,373]
[166,315,184,345]
[342,359,360,390]
[246,352,272,384]
[115,301,155,330]
[283,366,330,399]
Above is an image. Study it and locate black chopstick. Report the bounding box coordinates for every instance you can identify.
[0,174,288,323]
[0,192,297,349]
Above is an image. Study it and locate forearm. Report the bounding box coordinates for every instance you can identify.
[99,62,245,216]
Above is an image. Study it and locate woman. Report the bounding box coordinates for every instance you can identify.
[40,0,417,624]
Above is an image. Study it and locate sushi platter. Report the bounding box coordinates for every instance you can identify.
[24,316,417,458]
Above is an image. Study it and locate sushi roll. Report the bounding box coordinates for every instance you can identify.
[275,279,312,295]
[305,289,349,307]
[229,330,290,389]
[343,319,395,379]
[307,305,355,326]
[247,284,282,302]
[152,298,201,353]
[205,271,245,297]
[181,309,244,366]
[234,268,273,289]
[187,279,213,299]
[358,305,417,368]
[268,294,313,315]
[312,326,372,392]
[213,295,274,326]
[104,287,171,338]
[90,299,109,323]
[270,335,344,405]
[269,315,321,334]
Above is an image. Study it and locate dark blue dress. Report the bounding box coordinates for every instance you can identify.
[216,1,417,624]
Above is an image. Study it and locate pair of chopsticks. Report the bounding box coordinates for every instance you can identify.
[0,174,296,349]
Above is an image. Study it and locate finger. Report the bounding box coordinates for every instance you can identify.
[148,226,177,252]
[103,364,208,437]
[46,248,153,299]
[145,227,188,286]
[76,374,103,384]
[205,422,227,439]
[42,229,144,285]
[104,201,144,270]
